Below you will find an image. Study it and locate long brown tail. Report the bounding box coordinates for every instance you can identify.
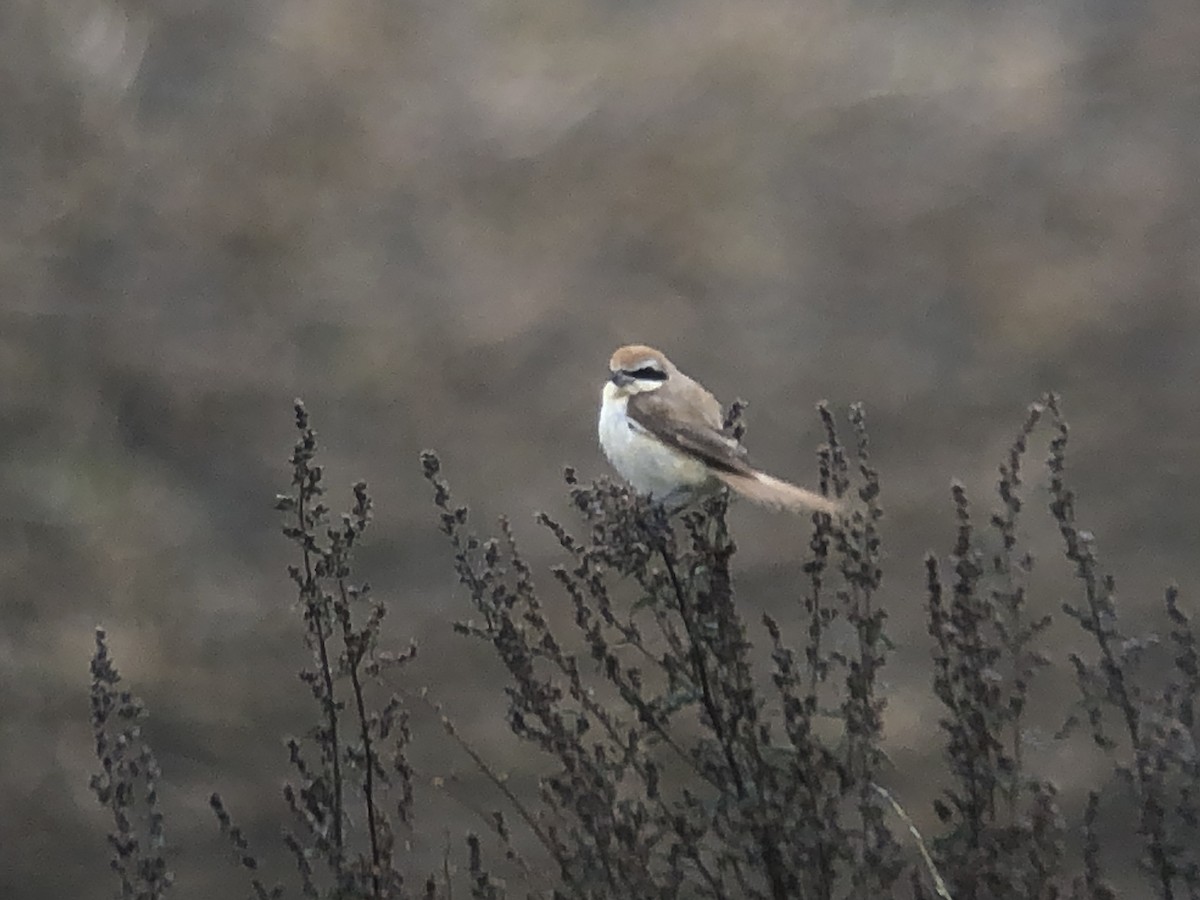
[715,470,843,516]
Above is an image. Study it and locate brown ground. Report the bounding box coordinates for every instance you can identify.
[4,0,1200,895]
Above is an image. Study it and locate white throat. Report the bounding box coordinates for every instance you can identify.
[597,383,710,499]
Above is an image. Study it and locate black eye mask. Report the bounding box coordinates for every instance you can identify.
[628,366,667,381]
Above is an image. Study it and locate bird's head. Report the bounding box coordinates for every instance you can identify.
[606,344,673,398]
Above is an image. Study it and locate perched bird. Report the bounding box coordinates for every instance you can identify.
[598,344,841,515]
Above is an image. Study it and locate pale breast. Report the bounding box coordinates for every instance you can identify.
[598,391,711,498]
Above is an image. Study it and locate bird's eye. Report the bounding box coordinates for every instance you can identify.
[629,366,667,381]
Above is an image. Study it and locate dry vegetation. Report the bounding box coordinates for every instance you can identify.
[89,399,1199,897]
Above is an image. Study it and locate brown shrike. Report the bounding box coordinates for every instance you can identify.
[598,344,841,515]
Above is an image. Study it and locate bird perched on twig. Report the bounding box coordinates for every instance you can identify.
[598,344,840,516]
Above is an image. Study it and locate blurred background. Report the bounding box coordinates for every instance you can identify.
[4,0,1200,895]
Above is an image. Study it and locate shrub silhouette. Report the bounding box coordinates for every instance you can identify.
[88,396,1200,898]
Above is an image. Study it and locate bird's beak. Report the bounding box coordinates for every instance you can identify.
[610,370,633,387]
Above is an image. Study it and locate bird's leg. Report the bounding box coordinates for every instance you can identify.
[657,488,698,516]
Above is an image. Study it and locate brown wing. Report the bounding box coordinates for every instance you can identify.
[626,389,754,477]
